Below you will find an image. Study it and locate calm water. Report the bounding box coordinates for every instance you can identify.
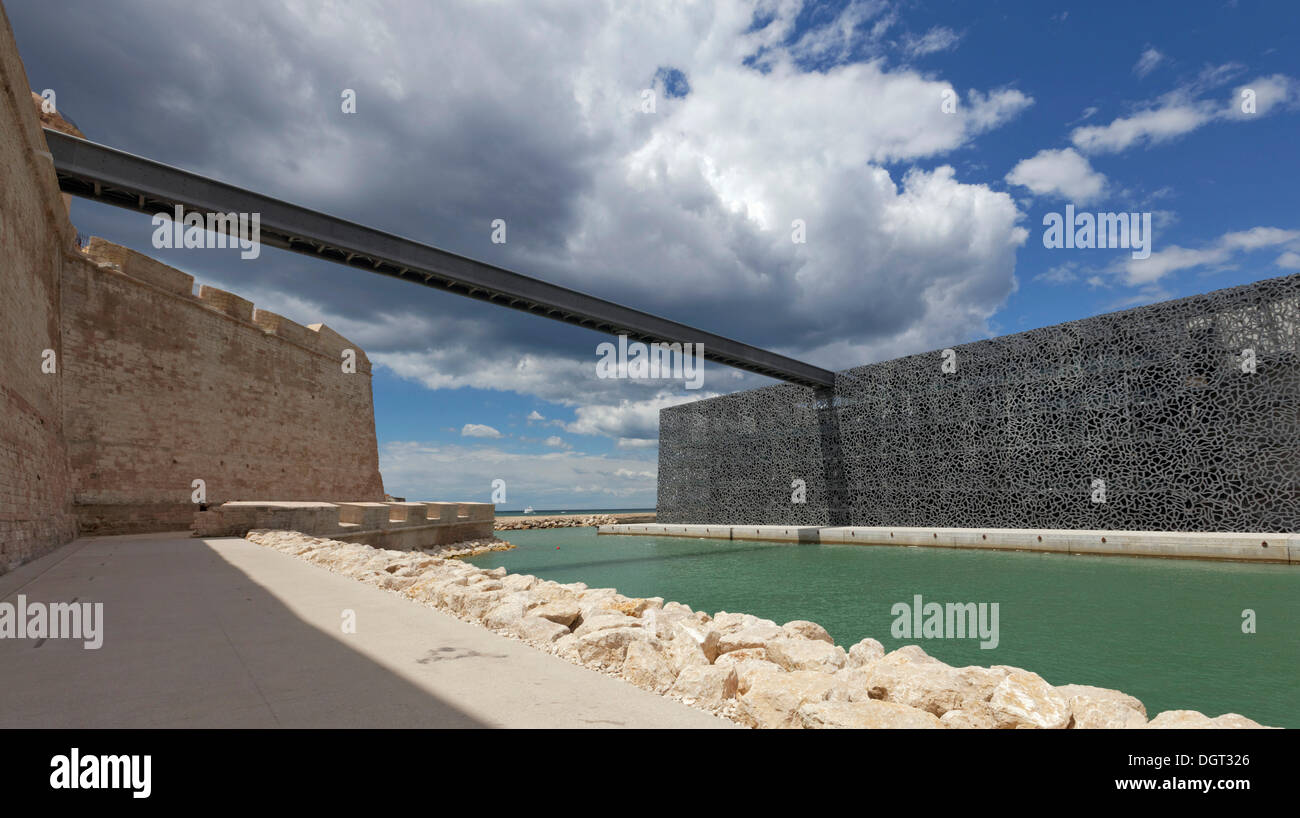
[496,508,654,517]
[468,528,1300,727]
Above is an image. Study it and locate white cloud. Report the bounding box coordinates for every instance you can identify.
[1276,251,1300,270]
[566,393,717,441]
[526,410,545,421]
[461,423,502,439]
[80,0,1041,429]
[1220,226,1300,251]
[614,468,656,479]
[904,26,962,57]
[1072,71,1298,154]
[1225,74,1299,119]
[787,0,894,65]
[1122,227,1300,285]
[1005,148,1107,203]
[616,438,659,449]
[1034,262,1080,285]
[1071,104,1212,153]
[379,441,657,505]
[1133,47,1165,78]
[543,435,570,448]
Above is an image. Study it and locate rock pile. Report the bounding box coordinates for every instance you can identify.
[495,515,621,531]
[244,530,1270,729]
[416,537,515,559]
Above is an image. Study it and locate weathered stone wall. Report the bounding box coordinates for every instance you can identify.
[0,5,78,569]
[61,241,386,534]
[0,2,384,555]
[659,273,1300,533]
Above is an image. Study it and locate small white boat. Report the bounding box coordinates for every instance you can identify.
[523,506,535,514]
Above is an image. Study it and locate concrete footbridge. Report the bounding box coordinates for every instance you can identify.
[42,129,835,389]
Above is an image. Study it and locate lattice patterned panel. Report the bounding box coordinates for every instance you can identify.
[657,273,1300,532]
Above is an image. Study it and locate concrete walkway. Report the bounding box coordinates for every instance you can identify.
[0,532,733,728]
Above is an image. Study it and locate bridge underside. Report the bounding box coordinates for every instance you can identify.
[44,129,834,389]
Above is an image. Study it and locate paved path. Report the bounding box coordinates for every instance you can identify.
[0,533,733,728]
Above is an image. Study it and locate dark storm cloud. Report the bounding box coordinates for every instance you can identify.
[8,0,1031,422]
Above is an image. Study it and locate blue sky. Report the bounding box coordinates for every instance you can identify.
[12,0,1298,509]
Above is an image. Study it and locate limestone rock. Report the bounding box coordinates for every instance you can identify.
[738,670,838,729]
[826,667,873,702]
[729,659,785,695]
[671,621,721,663]
[714,647,767,663]
[622,638,679,693]
[1055,684,1147,729]
[576,588,621,618]
[664,629,711,673]
[712,612,778,634]
[938,703,1000,729]
[531,600,581,628]
[373,574,418,591]
[717,624,786,655]
[573,627,653,667]
[1146,710,1267,729]
[863,645,976,716]
[484,598,527,630]
[573,613,641,637]
[554,633,581,659]
[513,615,571,644]
[669,665,739,708]
[1054,683,1145,715]
[847,637,885,669]
[765,637,848,673]
[782,620,833,643]
[988,670,1071,729]
[797,699,942,729]
[459,589,507,622]
[501,573,537,592]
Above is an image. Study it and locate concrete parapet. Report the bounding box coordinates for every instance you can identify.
[336,502,388,530]
[84,238,195,296]
[730,525,824,543]
[198,285,255,322]
[252,309,314,347]
[424,502,459,523]
[457,502,494,522]
[386,502,429,525]
[306,322,352,357]
[597,523,1298,564]
[193,499,495,548]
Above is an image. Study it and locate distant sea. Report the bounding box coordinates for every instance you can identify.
[496,507,654,517]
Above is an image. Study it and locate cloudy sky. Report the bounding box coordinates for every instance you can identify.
[11,0,1298,508]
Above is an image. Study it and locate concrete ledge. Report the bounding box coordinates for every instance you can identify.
[730,525,824,543]
[192,500,496,549]
[597,523,1297,564]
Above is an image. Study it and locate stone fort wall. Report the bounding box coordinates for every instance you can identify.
[0,5,78,569]
[63,241,386,535]
[0,5,384,567]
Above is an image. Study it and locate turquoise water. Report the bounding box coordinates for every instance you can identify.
[467,528,1300,727]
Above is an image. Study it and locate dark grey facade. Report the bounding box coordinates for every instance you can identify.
[657,273,1300,533]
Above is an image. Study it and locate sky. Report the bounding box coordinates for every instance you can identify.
[10,0,1298,509]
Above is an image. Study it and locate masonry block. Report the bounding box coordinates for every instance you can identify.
[198,285,255,322]
[84,238,196,296]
